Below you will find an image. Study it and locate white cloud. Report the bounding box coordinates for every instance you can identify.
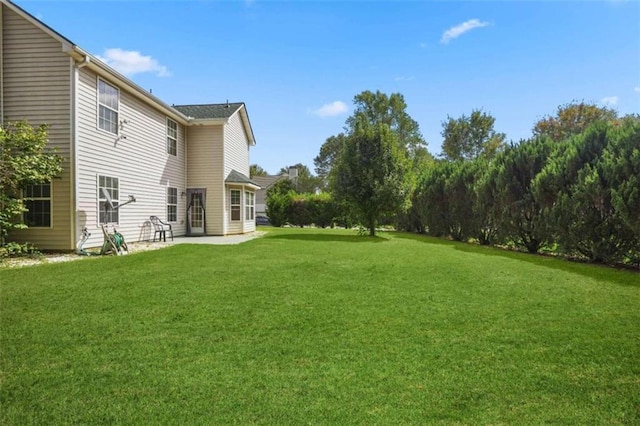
[96,48,171,77]
[394,76,415,82]
[600,96,618,105]
[634,87,640,93]
[312,101,348,118]
[419,42,427,49]
[441,19,490,44]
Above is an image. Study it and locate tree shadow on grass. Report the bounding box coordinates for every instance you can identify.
[265,233,387,244]
[393,232,639,287]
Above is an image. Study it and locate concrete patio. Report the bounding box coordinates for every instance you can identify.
[164,231,265,245]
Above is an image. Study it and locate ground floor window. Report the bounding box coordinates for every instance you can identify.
[98,175,119,224]
[167,187,178,222]
[230,189,241,221]
[245,191,254,221]
[23,182,52,227]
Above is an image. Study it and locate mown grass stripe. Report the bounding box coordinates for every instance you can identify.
[1,228,638,424]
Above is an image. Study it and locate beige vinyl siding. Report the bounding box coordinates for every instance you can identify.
[75,68,187,248]
[223,111,251,178]
[224,110,254,234]
[2,7,73,250]
[186,125,224,235]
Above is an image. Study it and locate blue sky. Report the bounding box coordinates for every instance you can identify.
[17,0,640,175]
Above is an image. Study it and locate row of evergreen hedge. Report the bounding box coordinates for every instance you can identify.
[403,118,639,265]
[266,119,638,266]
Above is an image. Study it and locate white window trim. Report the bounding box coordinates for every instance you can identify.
[22,182,53,229]
[230,189,241,222]
[166,118,178,156]
[97,174,120,225]
[244,191,254,222]
[97,77,119,135]
[167,186,178,223]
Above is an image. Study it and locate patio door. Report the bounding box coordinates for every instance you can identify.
[186,188,206,235]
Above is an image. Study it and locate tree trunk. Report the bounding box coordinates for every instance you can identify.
[367,216,376,237]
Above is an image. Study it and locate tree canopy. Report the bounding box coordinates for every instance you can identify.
[532,101,618,142]
[345,90,427,155]
[332,121,411,236]
[0,121,63,247]
[441,109,505,161]
[316,90,430,196]
[313,133,347,190]
[249,164,268,177]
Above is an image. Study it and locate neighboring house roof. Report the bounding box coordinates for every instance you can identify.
[252,175,287,190]
[225,170,260,189]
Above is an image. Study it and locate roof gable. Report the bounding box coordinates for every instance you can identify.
[175,103,256,146]
[225,170,259,187]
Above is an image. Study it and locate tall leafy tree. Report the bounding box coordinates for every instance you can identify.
[332,121,411,236]
[441,109,506,161]
[532,101,617,142]
[346,90,427,155]
[396,146,436,233]
[317,91,430,193]
[0,121,63,246]
[313,133,347,190]
[249,164,268,177]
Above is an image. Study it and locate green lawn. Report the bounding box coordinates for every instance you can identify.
[1,228,639,424]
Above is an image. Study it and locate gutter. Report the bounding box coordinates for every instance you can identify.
[68,46,192,126]
[1,0,191,125]
[0,4,4,125]
[77,55,90,69]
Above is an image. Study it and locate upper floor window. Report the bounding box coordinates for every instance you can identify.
[167,119,177,156]
[23,183,52,228]
[98,175,119,224]
[98,79,119,134]
[230,189,241,221]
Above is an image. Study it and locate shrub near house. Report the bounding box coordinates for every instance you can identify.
[0,121,63,254]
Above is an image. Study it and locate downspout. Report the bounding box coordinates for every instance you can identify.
[77,55,90,69]
[184,121,188,235]
[1,4,4,125]
[222,124,227,235]
[242,184,246,234]
[70,54,89,250]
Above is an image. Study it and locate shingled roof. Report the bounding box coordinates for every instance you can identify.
[173,103,244,120]
[252,175,286,190]
[225,170,259,187]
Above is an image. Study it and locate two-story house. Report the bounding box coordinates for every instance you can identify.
[1,0,259,250]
